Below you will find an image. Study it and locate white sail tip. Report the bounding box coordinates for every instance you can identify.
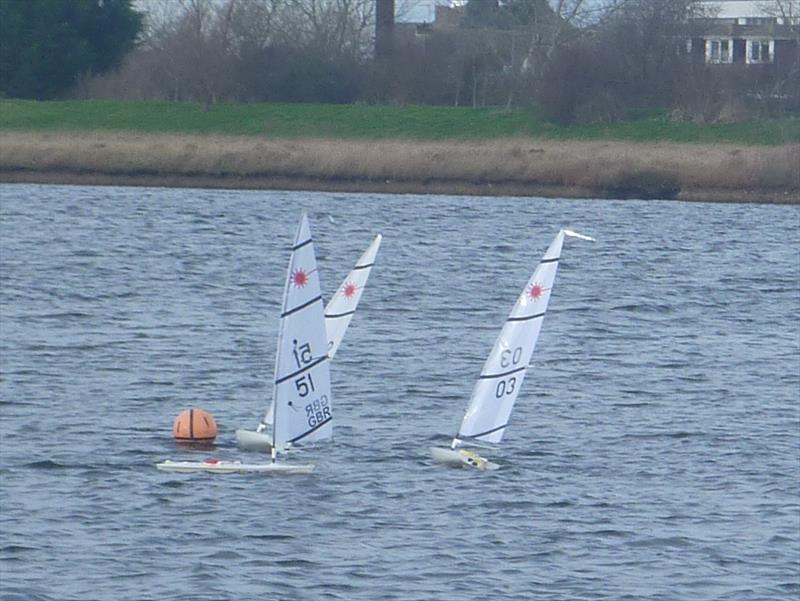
[563,229,595,241]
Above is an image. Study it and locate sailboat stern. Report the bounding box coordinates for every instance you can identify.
[429,447,500,471]
[235,429,274,452]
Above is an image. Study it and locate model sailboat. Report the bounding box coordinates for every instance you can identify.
[430,229,594,471]
[324,234,382,360]
[235,232,381,452]
[157,213,333,474]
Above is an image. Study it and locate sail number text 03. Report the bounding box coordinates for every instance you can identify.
[496,346,523,399]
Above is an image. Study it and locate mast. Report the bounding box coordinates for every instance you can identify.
[271,214,304,461]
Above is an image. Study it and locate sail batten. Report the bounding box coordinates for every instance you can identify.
[274,354,328,385]
[292,238,313,251]
[507,311,546,323]
[281,294,323,318]
[479,365,527,380]
[325,310,357,319]
[288,417,332,444]
[463,423,508,440]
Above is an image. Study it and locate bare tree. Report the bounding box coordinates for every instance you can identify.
[495,0,627,106]
[278,0,374,58]
[178,0,240,108]
[130,0,237,105]
[758,0,800,22]
[228,0,281,50]
[757,1,800,108]
[535,0,717,123]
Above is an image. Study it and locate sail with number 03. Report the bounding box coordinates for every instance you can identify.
[430,229,594,471]
[236,232,381,452]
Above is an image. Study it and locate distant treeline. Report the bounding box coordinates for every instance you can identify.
[1,0,799,125]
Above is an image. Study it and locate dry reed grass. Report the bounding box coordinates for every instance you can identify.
[1,131,797,201]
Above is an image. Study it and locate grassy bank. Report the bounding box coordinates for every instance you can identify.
[2,100,797,202]
[2,131,797,203]
[1,99,799,145]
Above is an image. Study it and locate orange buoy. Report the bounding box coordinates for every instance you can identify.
[172,408,218,442]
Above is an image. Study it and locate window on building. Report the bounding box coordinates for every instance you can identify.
[710,40,720,61]
[747,40,773,64]
[707,39,732,63]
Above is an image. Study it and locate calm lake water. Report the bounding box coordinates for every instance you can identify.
[1,184,798,600]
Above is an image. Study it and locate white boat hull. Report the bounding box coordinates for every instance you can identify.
[235,429,273,452]
[430,447,500,471]
[156,459,313,475]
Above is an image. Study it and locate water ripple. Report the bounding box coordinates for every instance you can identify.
[0,186,798,600]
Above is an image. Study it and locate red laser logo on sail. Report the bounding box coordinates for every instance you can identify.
[342,281,357,299]
[528,282,546,300]
[292,268,309,288]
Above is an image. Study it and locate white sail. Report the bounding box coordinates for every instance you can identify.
[271,213,333,451]
[250,234,381,437]
[455,230,566,446]
[325,234,382,360]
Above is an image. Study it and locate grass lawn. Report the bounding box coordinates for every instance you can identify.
[1,99,797,145]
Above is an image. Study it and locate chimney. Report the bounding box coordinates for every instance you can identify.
[375,0,395,59]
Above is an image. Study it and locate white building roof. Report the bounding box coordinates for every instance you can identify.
[697,0,797,18]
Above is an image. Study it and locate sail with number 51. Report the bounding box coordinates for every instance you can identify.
[236,230,380,452]
[271,212,333,452]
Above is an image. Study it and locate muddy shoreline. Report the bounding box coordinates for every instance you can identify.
[3,169,798,203]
